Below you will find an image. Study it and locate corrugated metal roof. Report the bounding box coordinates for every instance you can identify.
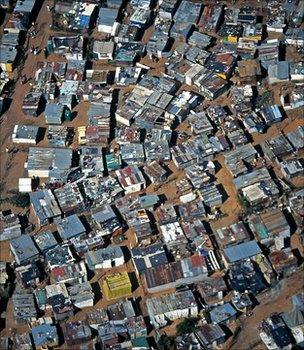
[98,7,118,26]
[224,240,261,263]
[210,303,237,323]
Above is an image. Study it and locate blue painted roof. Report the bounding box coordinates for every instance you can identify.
[210,303,237,323]
[78,15,90,29]
[292,294,304,311]
[131,243,168,273]
[139,194,159,207]
[10,234,39,264]
[224,240,261,263]
[32,324,58,346]
[57,214,86,240]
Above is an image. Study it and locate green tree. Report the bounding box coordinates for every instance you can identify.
[176,317,199,336]
[237,193,250,209]
[0,282,11,299]
[157,334,175,350]
[10,193,30,208]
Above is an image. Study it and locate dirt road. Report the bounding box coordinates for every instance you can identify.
[231,268,304,350]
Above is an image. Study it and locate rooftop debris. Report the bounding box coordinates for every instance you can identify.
[0,1,303,348]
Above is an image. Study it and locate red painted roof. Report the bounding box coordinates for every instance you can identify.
[190,254,205,267]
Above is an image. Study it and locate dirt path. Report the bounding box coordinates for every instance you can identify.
[232,268,304,350]
[0,1,303,347]
[0,0,53,193]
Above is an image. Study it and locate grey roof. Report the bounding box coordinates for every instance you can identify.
[107,0,123,8]
[138,194,159,208]
[146,32,169,55]
[130,8,151,26]
[281,308,304,328]
[66,59,86,80]
[12,288,37,321]
[281,159,303,177]
[286,126,304,150]
[262,134,294,161]
[88,102,111,119]
[260,105,283,125]
[224,240,261,263]
[92,205,116,223]
[139,75,177,94]
[146,128,172,142]
[107,299,136,320]
[188,31,212,49]
[27,147,72,175]
[13,333,33,348]
[93,40,114,57]
[115,66,142,85]
[146,290,197,322]
[33,230,58,253]
[60,80,79,95]
[0,211,22,241]
[226,144,257,163]
[45,103,64,116]
[292,294,304,311]
[173,0,201,24]
[79,146,104,176]
[188,111,213,135]
[10,234,39,265]
[29,189,62,226]
[62,321,92,343]
[233,167,273,190]
[14,0,36,13]
[0,45,17,63]
[82,175,123,205]
[85,246,123,270]
[268,61,290,82]
[195,324,226,346]
[120,143,145,164]
[198,183,223,207]
[209,303,237,323]
[144,141,171,162]
[98,321,128,341]
[45,244,74,267]
[130,0,150,8]
[54,183,84,214]
[277,61,290,80]
[1,31,20,46]
[45,103,65,125]
[13,125,39,141]
[285,28,304,41]
[131,243,168,273]
[147,91,173,109]
[176,333,200,348]
[57,215,86,241]
[98,7,118,26]
[68,281,94,304]
[32,324,58,347]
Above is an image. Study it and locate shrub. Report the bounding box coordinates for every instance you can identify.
[10,193,30,208]
[176,317,199,336]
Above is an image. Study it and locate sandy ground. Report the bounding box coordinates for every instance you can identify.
[0,0,303,348]
[231,268,304,350]
[0,0,302,203]
[0,0,54,193]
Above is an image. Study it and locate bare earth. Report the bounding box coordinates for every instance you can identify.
[0,0,303,348]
